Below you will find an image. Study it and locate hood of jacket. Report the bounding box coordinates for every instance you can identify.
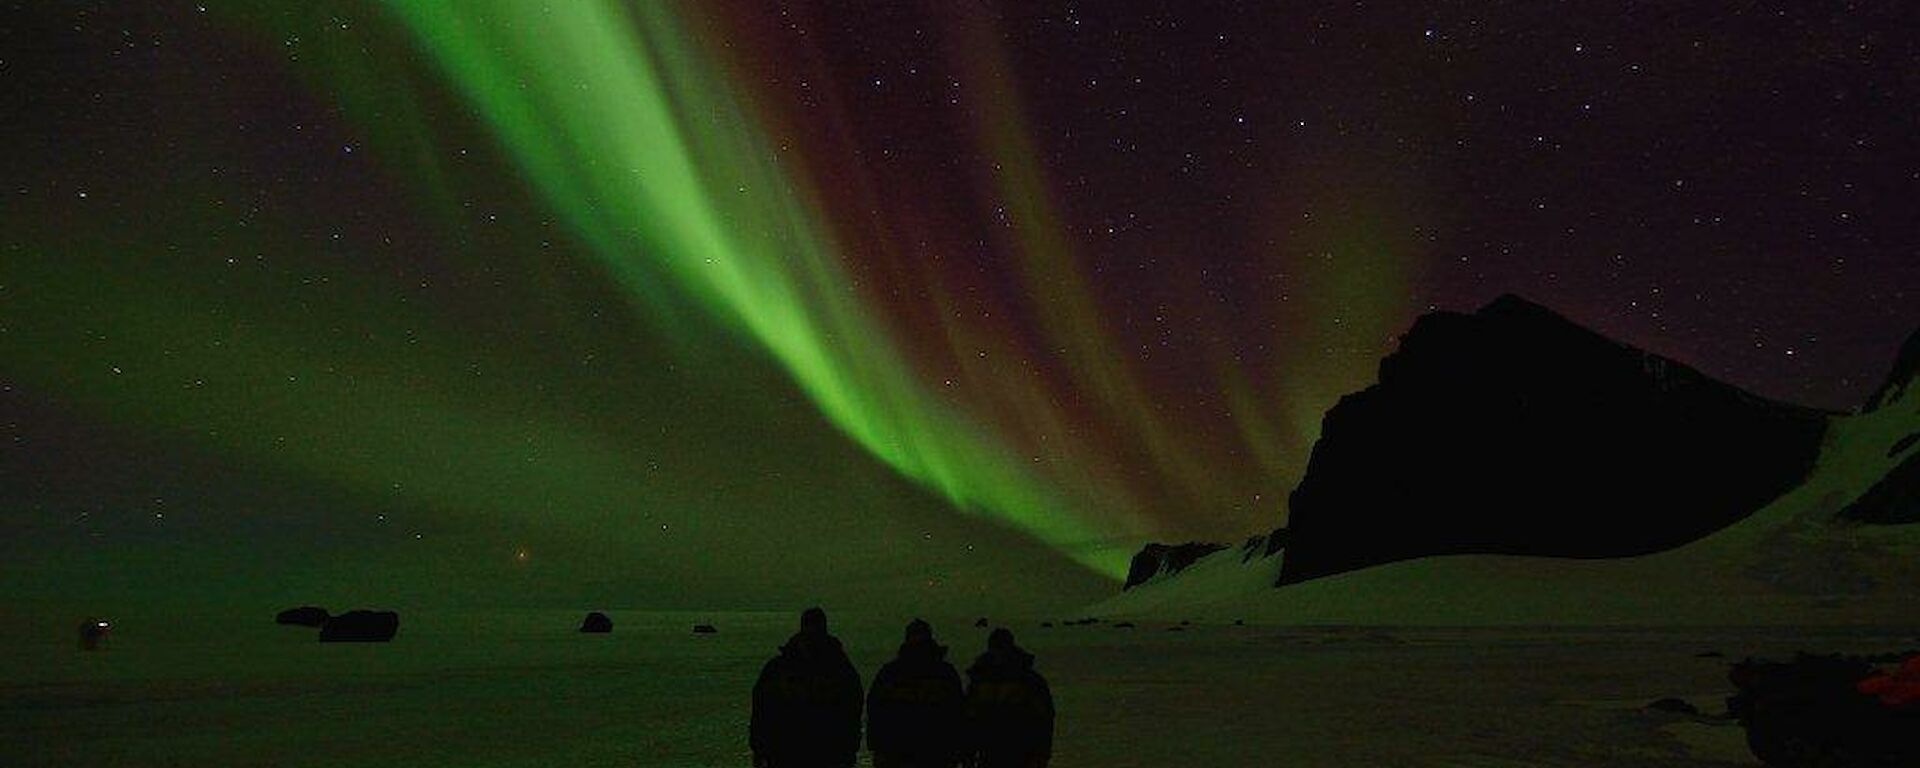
[968,645,1035,677]
[779,631,846,661]
[896,638,949,663]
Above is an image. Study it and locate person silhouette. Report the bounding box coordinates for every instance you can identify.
[750,607,863,768]
[867,619,965,768]
[964,628,1054,768]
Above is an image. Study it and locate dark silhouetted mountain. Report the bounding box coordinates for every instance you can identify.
[1124,542,1229,590]
[1279,295,1830,585]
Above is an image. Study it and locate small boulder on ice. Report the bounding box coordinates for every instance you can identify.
[1645,698,1701,716]
[275,606,329,627]
[1125,542,1229,590]
[319,610,398,642]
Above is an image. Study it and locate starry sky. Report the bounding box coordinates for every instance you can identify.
[2,2,1915,609]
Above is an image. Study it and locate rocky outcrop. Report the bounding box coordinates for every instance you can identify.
[1125,542,1230,590]
[1866,326,1920,412]
[1838,453,1920,524]
[319,610,399,642]
[275,606,330,627]
[1241,528,1288,562]
[1279,295,1830,585]
[1837,326,1920,524]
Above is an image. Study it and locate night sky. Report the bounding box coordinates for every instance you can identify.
[2,2,1915,607]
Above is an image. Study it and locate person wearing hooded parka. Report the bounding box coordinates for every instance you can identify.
[963,628,1054,768]
[866,618,966,768]
[750,607,864,768]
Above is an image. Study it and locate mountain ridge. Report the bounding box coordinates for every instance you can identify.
[1105,298,1917,623]
[1280,294,1829,583]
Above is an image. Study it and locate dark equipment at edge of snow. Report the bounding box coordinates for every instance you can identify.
[1728,652,1920,766]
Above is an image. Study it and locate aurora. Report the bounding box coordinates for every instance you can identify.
[378,1,1128,571]
[3,1,1911,604]
[5,3,1919,765]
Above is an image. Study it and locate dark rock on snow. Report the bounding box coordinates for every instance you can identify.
[1837,450,1920,525]
[275,606,330,627]
[1280,295,1829,584]
[319,610,399,642]
[1865,324,1920,412]
[1240,528,1288,562]
[579,611,612,633]
[1124,542,1230,590]
[1836,323,1920,525]
[1645,698,1700,716]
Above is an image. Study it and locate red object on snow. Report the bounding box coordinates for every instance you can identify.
[1855,657,1920,707]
